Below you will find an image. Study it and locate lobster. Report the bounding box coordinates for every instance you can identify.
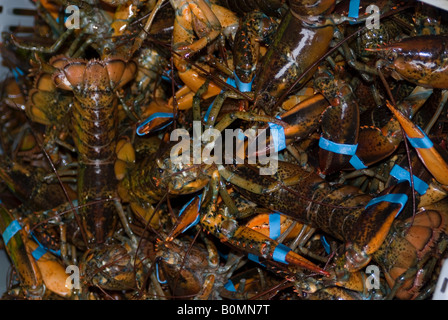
[2,0,448,301]
[48,55,137,246]
[253,0,336,116]
[290,196,448,300]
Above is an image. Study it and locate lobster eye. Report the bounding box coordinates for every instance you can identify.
[158,168,164,174]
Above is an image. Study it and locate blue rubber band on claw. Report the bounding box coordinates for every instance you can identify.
[321,236,331,254]
[178,195,202,233]
[2,220,22,246]
[269,213,281,240]
[32,245,47,261]
[31,233,61,257]
[348,0,361,24]
[319,136,356,155]
[349,155,367,170]
[12,67,24,82]
[365,193,408,217]
[273,243,291,264]
[136,112,174,136]
[268,117,286,152]
[233,72,254,93]
[390,164,429,195]
[406,126,434,149]
[156,261,167,284]
[319,136,367,170]
[224,280,237,292]
[248,253,265,266]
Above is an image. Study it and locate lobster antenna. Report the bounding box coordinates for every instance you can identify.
[170,55,179,130]
[30,199,117,232]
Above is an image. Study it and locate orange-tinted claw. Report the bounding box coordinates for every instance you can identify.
[167,196,202,241]
[26,240,71,298]
[168,71,223,110]
[245,213,303,240]
[386,101,448,185]
[370,36,448,89]
[136,113,174,136]
[355,87,433,168]
[249,94,329,157]
[168,88,195,110]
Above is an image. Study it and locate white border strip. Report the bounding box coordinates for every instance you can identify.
[418,0,448,11]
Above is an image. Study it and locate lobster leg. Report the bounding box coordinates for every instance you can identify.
[10,28,74,54]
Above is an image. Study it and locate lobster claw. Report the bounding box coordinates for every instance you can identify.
[344,182,411,272]
[250,93,330,157]
[315,73,362,175]
[355,86,433,168]
[0,205,45,299]
[369,35,448,89]
[173,192,330,276]
[211,218,331,277]
[355,126,398,166]
[386,101,448,186]
[26,240,71,298]
[200,198,330,277]
[167,195,202,241]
